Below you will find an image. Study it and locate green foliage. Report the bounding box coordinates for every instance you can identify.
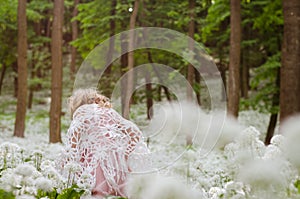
[0,186,86,199]
[251,0,283,54]
[0,0,17,70]
[202,0,230,42]
[0,0,17,30]
[239,0,282,114]
[241,53,280,113]
[72,0,117,58]
[57,185,85,199]
[36,189,58,199]
[295,179,300,194]
[0,189,15,199]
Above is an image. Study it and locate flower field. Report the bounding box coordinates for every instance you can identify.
[1,97,300,199]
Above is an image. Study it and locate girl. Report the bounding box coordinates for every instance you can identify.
[59,88,150,198]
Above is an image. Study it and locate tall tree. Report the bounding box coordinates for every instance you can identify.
[280,0,300,122]
[102,0,117,97]
[187,0,195,102]
[186,0,196,145]
[227,0,241,117]
[123,0,139,119]
[49,0,64,143]
[70,0,79,79]
[14,0,28,138]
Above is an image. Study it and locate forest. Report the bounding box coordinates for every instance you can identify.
[0,0,300,198]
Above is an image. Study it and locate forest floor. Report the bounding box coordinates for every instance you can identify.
[1,92,300,199]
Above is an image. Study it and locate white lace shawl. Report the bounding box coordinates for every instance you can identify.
[59,104,150,193]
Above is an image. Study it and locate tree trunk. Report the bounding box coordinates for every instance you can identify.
[195,70,201,105]
[217,45,227,102]
[120,32,128,116]
[70,0,79,79]
[28,22,42,109]
[227,0,241,117]
[102,0,117,97]
[221,67,227,101]
[145,79,153,120]
[12,62,18,98]
[124,0,139,119]
[147,50,172,101]
[14,0,28,138]
[140,17,171,102]
[0,64,7,95]
[49,0,64,143]
[280,0,300,123]
[265,68,280,145]
[28,55,35,109]
[187,0,195,102]
[140,0,153,119]
[241,53,249,99]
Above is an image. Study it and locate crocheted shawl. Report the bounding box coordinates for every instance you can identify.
[59,104,150,194]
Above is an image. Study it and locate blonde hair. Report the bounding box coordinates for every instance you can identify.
[68,88,112,118]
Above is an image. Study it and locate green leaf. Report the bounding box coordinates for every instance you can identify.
[0,189,15,199]
[57,185,85,199]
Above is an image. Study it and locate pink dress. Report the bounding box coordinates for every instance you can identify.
[59,104,150,198]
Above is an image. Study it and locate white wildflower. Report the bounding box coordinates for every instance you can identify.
[185,148,197,160]
[24,186,37,195]
[224,181,245,197]
[270,134,285,148]
[15,164,36,177]
[40,160,56,169]
[200,112,244,150]
[148,101,204,145]
[64,161,82,173]
[224,142,239,159]
[281,115,300,171]
[237,158,287,191]
[32,150,43,156]
[22,176,35,186]
[126,174,203,199]
[263,145,282,160]
[208,187,225,198]
[77,172,93,190]
[35,177,53,192]
[0,169,21,192]
[0,142,20,151]
[237,126,261,146]
[16,195,36,199]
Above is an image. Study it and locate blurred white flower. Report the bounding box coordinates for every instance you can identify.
[270,134,285,148]
[281,115,300,171]
[197,112,244,151]
[263,145,282,160]
[126,174,203,199]
[77,172,93,190]
[24,186,36,195]
[64,161,82,173]
[0,168,20,192]
[237,126,260,146]
[15,164,36,177]
[148,101,243,152]
[148,101,204,146]
[208,186,225,198]
[16,195,36,199]
[35,177,53,192]
[237,158,288,191]
[224,181,246,197]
